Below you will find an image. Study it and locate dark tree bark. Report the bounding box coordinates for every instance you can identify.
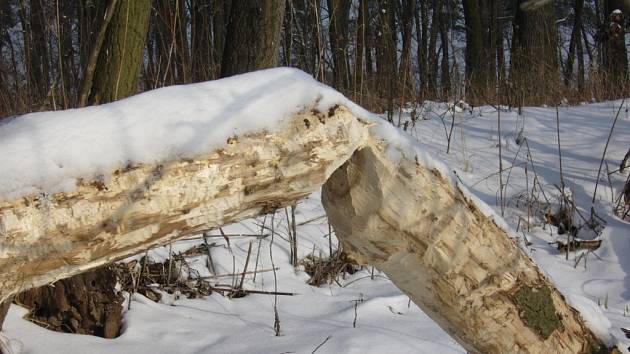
[415,0,429,97]
[15,266,123,338]
[0,295,11,331]
[495,1,506,85]
[463,0,483,99]
[88,0,152,104]
[463,0,502,103]
[174,0,191,83]
[439,6,450,99]
[364,1,374,81]
[191,0,216,82]
[18,0,51,104]
[511,0,558,104]
[78,0,119,107]
[376,0,397,121]
[282,0,294,67]
[327,0,351,89]
[427,0,441,99]
[0,0,16,115]
[220,0,286,77]
[355,0,368,99]
[213,0,231,73]
[564,0,584,88]
[602,0,629,96]
[399,0,416,93]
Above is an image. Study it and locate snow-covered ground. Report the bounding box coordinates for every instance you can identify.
[2,75,629,353]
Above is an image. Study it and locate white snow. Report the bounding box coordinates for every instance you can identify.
[1,70,629,353]
[567,294,613,345]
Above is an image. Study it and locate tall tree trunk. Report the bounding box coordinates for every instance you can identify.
[88,0,152,104]
[174,0,191,84]
[511,0,558,105]
[355,0,368,100]
[327,0,351,90]
[415,0,429,98]
[463,0,484,102]
[376,0,397,121]
[439,7,450,99]
[191,0,215,81]
[282,0,294,67]
[19,0,51,105]
[220,0,286,77]
[576,24,585,91]
[212,0,231,74]
[564,0,584,88]
[494,0,506,88]
[0,0,16,115]
[602,0,629,97]
[399,0,416,94]
[363,2,374,83]
[464,0,502,103]
[427,0,440,99]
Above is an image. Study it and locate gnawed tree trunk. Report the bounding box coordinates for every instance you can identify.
[0,105,606,352]
[322,136,606,353]
[0,107,367,303]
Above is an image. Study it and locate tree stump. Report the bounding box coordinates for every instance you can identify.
[14,266,122,338]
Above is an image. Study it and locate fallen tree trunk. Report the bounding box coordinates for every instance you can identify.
[0,106,367,303]
[322,136,606,353]
[0,104,605,353]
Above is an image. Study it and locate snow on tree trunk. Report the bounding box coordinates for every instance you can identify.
[322,137,606,354]
[0,106,367,303]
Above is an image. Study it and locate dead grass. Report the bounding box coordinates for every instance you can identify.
[300,250,359,287]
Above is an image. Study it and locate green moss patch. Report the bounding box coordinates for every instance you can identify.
[513,285,562,339]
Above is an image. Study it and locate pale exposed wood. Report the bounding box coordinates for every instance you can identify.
[0,106,368,303]
[322,137,605,354]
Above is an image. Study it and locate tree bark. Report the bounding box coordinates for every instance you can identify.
[15,266,122,338]
[0,296,11,331]
[327,0,351,90]
[191,0,216,82]
[427,0,440,99]
[375,0,397,121]
[78,0,119,107]
[602,0,629,96]
[212,0,231,74]
[399,0,416,94]
[355,0,368,99]
[511,0,558,105]
[439,8,450,99]
[220,0,285,77]
[322,136,607,354]
[563,0,584,88]
[463,0,483,100]
[88,0,152,104]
